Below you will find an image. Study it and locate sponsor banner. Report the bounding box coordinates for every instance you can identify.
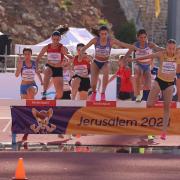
[11,106,80,134]
[26,100,56,106]
[11,106,180,135]
[66,107,180,135]
[86,101,116,107]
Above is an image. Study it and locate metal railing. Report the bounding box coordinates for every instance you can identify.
[0,54,123,73]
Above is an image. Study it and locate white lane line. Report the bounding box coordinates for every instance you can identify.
[2,119,11,132]
[0,117,11,120]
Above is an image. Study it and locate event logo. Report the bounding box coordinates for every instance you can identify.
[30,108,56,134]
[77,116,166,128]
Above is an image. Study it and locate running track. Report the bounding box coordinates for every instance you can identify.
[0,152,180,180]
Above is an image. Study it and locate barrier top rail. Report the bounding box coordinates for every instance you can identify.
[0,99,179,108]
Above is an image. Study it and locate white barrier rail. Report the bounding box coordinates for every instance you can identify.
[0,99,179,108]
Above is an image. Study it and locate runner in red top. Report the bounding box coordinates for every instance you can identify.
[71,43,92,100]
[108,56,133,100]
[36,25,71,100]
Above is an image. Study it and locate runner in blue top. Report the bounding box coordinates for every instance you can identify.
[79,25,138,101]
[123,29,163,102]
[15,47,43,141]
[15,48,43,99]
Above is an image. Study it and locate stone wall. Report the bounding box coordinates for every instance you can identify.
[119,0,168,46]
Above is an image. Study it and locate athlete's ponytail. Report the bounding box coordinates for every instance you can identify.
[56,24,69,36]
[91,25,109,37]
[91,27,100,37]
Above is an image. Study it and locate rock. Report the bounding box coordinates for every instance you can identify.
[41,29,50,37]
[0,5,5,16]
[0,0,108,45]
[11,28,19,35]
[22,13,36,21]
[14,24,28,33]
[1,22,8,32]
[48,0,56,4]
[34,21,43,28]
[53,6,60,13]
[32,33,43,42]
[89,10,94,15]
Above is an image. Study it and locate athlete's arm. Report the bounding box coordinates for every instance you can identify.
[149,42,165,52]
[61,46,73,59]
[84,54,93,63]
[36,45,48,63]
[36,71,43,85]
[111,39,138,51]
[123,49,134,61]
[79,38,96,58]
[176,51,180,64]
[15,56,23,77]
[133,51,162,62]
[36,45,48,72]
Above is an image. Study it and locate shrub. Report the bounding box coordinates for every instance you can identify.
[116,20,136,44]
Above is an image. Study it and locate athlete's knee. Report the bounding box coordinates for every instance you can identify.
[55,92,63,99]
[27,88,36,98]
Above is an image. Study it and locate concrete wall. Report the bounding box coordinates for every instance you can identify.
[0,73,117,100]
[168,0,180,44]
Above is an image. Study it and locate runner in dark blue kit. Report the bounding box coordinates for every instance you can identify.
[79,25,138,101]
[15,48,43,141]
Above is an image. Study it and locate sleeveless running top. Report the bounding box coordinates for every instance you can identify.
[73,55,90,77]
[95,37,111,58]
[158,53,180,82]
[135,42,152,63]
[47,43,64,64]
[21,61,36,81]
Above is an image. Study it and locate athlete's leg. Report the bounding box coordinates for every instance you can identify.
[147,80,161,107]
[135,65,143,101]
[91,62,100,92]
[79,91,88,100]
[21,94,27,99]
[27,86,38,99]
[20,89,32,142]
[71,77,81,100]
[162,85,174,133]
[53,77,63,99]
[143,69,151,89]
[143,69,151,100]
[43,66,52,93]
[101,62,109,94]
[176,78,180,102]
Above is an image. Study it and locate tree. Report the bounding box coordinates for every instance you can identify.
[116,20,136,44]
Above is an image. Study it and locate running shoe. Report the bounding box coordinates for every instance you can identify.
[101,93,106,101]
[42,91,47,100]
[160,133,166,140]
[90,92,96,101]
[148,135,155,141]
[136,91,143,102]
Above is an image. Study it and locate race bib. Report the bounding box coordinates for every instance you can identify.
[74,65,88,76]
[47,53,61,63]
[135,48,152,63]
[22,69,36,81]
[162,61,177,74]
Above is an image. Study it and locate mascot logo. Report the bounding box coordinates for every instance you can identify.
[30,108,56,134]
